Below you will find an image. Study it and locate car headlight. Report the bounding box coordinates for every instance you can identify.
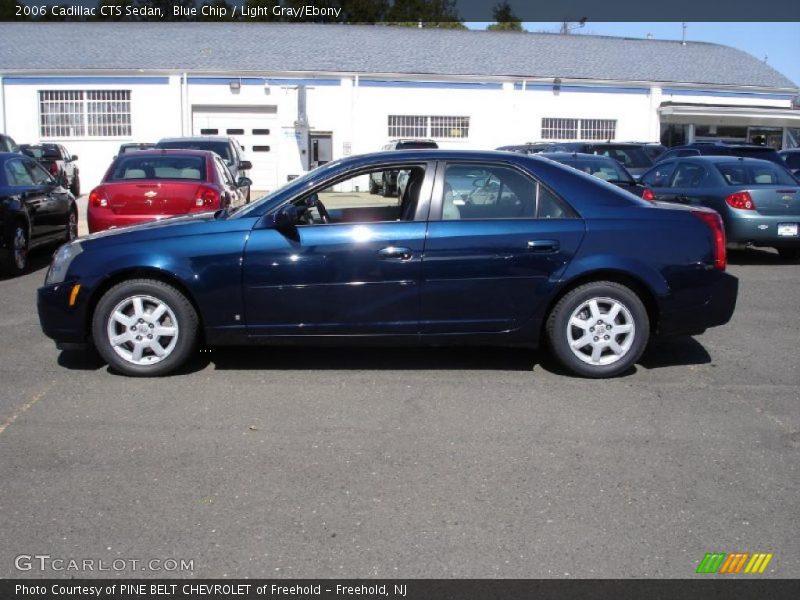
[45,242,83,286]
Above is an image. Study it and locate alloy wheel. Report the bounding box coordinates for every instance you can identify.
[106,295,179,366]
[566,296,635,366]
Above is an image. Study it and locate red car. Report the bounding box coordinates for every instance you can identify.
[88,149,251,233]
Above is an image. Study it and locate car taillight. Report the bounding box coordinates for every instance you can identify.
[642,188,656,201]
[48,163,59,176]
[691,210,727,271]
[725,191,755,210]
[89,189,108,208]
[194,185,220,210]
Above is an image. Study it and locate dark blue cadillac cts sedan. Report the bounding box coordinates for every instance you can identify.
[37,150,738,378]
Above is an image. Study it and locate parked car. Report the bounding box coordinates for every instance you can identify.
[87,149,252,233]
[155,137,252,201]
[1,152,78,275]
[20,143,80,196]
[539,142,655,177]
[114,142,156,159]
[657,143,786,167]
[778,149,800,177]
[0,133,20,153]
[38,150,737,379]
[540,152,647,197]
[369,139,439,197]
[641,143,667,161]
[639,156,800,260]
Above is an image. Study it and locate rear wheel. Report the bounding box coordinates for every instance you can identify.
[546,281,649,378]
[1,223,28,276]
[64,207,78,242]
[92,279,199,377]
[777,247,800,261]
[369,177,379,194]
[381,175,394,197]
[70,173,80,197]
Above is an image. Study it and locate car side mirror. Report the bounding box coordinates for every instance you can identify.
[272,205,298,229]
[70,155,78,161]
[237,176,252,188]
[239,160,252,171]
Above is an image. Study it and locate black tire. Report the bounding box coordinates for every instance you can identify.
[64,206,78,243]
[246,188,251,204]
[1,221,29,276]
[368,177,379,194]
[92,279,199,377]
[70,173,80,197]
[381,175,394,197]
[777,247,800,261]
[546,281,649,378]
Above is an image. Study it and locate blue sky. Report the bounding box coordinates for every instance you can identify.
[467,22,800,86]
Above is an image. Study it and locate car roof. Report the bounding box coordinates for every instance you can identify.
[541,151,620,161]
[158,137,232,143]
[114,148,215,157]
[654,155,784,166]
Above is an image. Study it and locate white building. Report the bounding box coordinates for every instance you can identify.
[1,22,798,191]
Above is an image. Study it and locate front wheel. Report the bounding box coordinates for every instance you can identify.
[92,279,199,376]
[546,281,649,378]
[70,174,80,197]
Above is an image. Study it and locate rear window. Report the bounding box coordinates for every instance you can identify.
[22,145,60,160]
[109,155,206,181]
[592,146,652,169]
[716,162,796,186]
[157,140,233,162]
[557,157,633,183]
[395,141,439,150]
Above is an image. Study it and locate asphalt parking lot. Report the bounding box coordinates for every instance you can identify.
[0,230,798,578]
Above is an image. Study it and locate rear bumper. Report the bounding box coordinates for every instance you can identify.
[659,271,738,336]
[87,212,174,233]
[726,214,800,247]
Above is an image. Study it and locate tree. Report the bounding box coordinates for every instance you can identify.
[487,2,522,32]
[0,1,25,19]
[386,0,464,27]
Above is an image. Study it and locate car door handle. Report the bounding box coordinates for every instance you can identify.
[527,240,560,253]
[378,246,413,260]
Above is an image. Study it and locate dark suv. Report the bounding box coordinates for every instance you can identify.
[540,142,654,177]
[20,143,80,195]
[369,139,439,196]
[657,143,785,167]
[779,149,800,177]
[156,137,253,201]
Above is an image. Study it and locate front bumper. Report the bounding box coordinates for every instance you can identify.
[37,281,90,346]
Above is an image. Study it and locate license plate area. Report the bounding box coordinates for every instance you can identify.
[777,223,798,237]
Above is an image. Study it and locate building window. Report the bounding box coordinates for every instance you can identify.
[388,115,470,139]
[541,118,616,141]
[39,90,131,138]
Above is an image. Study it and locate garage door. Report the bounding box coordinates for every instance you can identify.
[192,105,278,191]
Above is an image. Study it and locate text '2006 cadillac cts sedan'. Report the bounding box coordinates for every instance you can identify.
[37,150,738,378]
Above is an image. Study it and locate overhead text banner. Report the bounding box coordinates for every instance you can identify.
[4,0,800,22]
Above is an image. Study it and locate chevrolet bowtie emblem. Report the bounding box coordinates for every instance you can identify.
[144,191,157,198]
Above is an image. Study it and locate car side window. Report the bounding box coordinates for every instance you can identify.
[25,159,55,186]
[669,163,707,188]
[293,165,427,225]
[440,163,569,220]
[214,156,235,187]
[5,159,35,186]
[641,162,676,188]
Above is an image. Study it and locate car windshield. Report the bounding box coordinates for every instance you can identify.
[716,162,797,186]
[158,141,233,163]
[109,155,206,181]
[558,158,634,183]
[593,147,652,169]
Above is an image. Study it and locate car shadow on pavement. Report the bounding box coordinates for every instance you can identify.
[638,336,712,369]
[0,248,52,281]
[727,247,792,266]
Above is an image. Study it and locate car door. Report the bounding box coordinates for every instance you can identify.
[4,157,53,242]
[23,158,71,237]
[420,160,585,334]
[659,161,711,206]
[242,160,435,336]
